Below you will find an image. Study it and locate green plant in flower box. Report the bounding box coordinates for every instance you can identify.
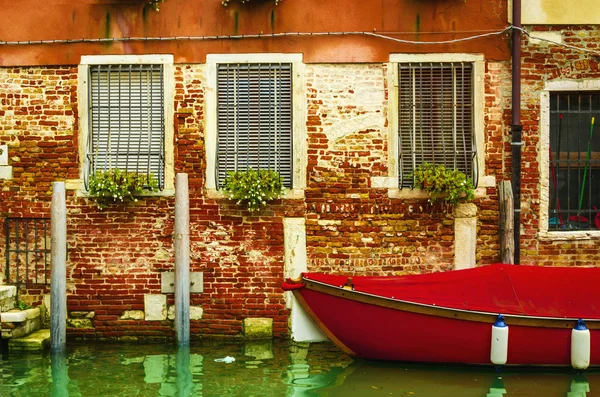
[412,163,475,205]
[88,169,158,209]
[222,0,282,6]
[222,169,285,212]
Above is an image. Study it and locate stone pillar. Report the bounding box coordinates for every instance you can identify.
[283,218,327,342]
[453,203,478,270]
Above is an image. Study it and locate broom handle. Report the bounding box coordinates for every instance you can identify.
[579,116,595,214]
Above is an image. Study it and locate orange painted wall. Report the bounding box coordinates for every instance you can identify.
[0,0,510,66]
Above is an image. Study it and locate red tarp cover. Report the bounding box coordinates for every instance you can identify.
[303,264,600,319]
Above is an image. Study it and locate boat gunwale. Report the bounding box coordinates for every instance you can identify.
[300,276,600,330]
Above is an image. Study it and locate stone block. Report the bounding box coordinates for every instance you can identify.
[67,318,93,329]
[23,307,40,320]
[167,305,203,321]
[0,144,7,165]
[144,294,167,321]
[190,306,203,320]
[1,309,27,323]
[0,166,11,180]
[41,294,51,329]
[0,285,17,312]
[70,311,95,318]
[9,329,50,351]
[453,202,478,218]
[121,310,145,320]
[1,308,41,338]
[242,318,273,339]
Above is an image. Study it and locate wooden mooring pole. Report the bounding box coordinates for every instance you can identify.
[50,182,67,352]
[174,173,190,345]
[499,181,515,264]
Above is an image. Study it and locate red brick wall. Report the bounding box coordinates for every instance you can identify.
[3,26,600,339]
[516,26,600,266]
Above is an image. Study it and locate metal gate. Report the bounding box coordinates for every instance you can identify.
[4,217,51,288]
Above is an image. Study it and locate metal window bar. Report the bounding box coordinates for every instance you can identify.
[216,63,293,188]
[4,218,51,291]
[84,64,165,190]
[549,92,600,231]
[398,62,475,188]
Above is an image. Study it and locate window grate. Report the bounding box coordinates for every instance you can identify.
[4,218,51,289]
[216,63,293,188]
[84,64,165,190]
[549,92,600,231]
[398,62,476,188]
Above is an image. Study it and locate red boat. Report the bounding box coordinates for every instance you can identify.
[282,264,600,367]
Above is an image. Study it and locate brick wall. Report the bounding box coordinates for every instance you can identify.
[517,26,600,266]
[305,64,457,274]
[2,30,600,339]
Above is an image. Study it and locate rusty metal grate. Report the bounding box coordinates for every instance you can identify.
[4,217,51,288]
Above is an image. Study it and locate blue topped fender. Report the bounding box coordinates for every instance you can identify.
[494,314,507,328]
[575,319,588,331]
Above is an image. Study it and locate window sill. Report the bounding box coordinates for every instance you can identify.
[385,186,489,200]
[538,230,600,241]
[372,175,495,200]
[68,179,175,198]
[205,188,305,201]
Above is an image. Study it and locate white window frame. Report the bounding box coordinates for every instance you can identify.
[205,53,306,199]
[375,53,491,199]
[539,79,600,240]
[76,54,175,195]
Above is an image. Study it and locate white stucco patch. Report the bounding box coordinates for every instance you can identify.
[0,166,12,180]
[144,294,167,321]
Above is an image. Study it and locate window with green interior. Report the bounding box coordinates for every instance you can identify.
[548,92,600,231]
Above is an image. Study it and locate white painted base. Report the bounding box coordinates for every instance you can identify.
[290,296,328,342]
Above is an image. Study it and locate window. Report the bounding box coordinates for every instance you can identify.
[216,63,293,188]
[79,55,174,193]
[205,54,305,195]
[548,92,600,231]
[397,62,476,188]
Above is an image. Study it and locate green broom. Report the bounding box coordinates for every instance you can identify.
[578,116,595,218]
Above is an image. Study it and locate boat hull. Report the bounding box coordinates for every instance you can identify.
[291,284,600,366]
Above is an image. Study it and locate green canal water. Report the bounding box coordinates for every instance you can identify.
[1,340,598,396]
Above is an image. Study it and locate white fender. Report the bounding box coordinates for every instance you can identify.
[571,319,591,371]
[490,314,508,366]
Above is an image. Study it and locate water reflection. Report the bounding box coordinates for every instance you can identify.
[568,375,590,397]
[2,341,599,396]
[317,360,596,397]
[50,351,70,397]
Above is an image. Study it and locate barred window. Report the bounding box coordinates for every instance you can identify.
[216,63,293,188]
[398,62,476,188]
[549,92,600,231]
[84,64,165,190]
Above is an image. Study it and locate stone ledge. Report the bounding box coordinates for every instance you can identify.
[0,285,17,299]
[9,329,50,351]
[1,307,40,323]
[1,309,27,323]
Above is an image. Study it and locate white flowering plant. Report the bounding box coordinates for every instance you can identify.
[222,169,285,212]
[413,163,475,205]
[147,0,165,11]
[88,169,158,209]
